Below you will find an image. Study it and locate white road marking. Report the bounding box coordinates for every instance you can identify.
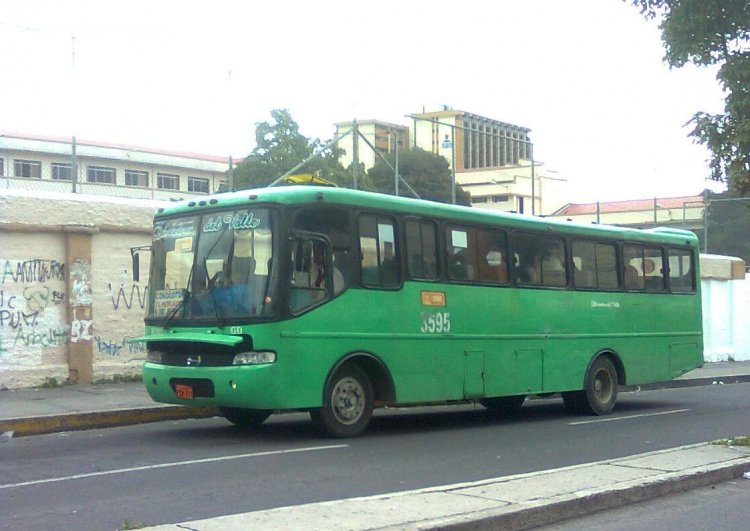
[568,408,691,425]
[0,444,347,490]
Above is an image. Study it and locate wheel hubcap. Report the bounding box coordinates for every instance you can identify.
[331,377,365,425]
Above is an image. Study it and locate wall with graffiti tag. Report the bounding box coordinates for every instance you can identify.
[1,191,162,388]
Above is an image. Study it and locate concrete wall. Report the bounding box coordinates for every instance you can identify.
[701,277,750,362]
[1,190,157,389]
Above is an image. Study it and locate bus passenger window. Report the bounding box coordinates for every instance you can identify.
[405,219,439,280]
[358,214,399,288]
[446,228,476,281]
[514,233,566,287]
[668,248,695,293]
[572,240,618,290]
[477,229,508,284]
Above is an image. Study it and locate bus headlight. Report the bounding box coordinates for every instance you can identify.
[146,349,164,363]
[233,351,277,365]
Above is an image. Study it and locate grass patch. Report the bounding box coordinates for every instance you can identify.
[711,436,750,447]
[93,373,143,385]
[119,519,146,530]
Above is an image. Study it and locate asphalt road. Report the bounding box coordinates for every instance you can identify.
[2,383,749,531]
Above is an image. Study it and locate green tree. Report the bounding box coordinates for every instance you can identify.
[367,147,471,205]
[630,0,750,194]
[233,109,349,190]
[703,191,750,261]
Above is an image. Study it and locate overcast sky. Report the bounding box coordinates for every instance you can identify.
[0,0,727,202]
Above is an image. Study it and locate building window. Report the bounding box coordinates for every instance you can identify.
[0,158,4,176]
[87,166,116,184]
[125,170,149,187]
[51,163,72,181]
[188,176,209,194]
[157,173,179,190]
[472,196,488,203]
[14,159,42,178]
[492,195,509,203]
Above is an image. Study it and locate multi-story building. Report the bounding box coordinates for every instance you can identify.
[409,108,568,215]
[335,109,569,215]
[0,131,231,201]
[333,120,409,170]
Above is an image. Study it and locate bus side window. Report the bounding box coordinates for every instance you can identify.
[572,240,618,290]
[446,227,477,281]
[358,214,399,288]
[405,219,439,280]
[514,233,566,287]
[623,244,645,290]
[668,248,695,293]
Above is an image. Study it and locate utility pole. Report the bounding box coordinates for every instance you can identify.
[352,120,359,190]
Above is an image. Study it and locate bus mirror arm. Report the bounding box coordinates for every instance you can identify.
[130,245,151,282]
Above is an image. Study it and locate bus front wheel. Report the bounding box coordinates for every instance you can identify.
[311,365,374,438]
[565,356,618,415]
[220,407,271,429]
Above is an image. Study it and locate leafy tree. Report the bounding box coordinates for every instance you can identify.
[702,190,750,262]
[232,109,349,190]
[367,147,471,205]
[630,0,750,194]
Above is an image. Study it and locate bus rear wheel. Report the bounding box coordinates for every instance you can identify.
[311,365,373,438]
[220,407,271,429]
[565,356,618,415]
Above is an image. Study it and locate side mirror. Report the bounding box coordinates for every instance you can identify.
[130,245,151,283]
[132,253,140,282]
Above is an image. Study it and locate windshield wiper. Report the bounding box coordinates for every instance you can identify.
[163,259,196,329]
[163,289,189,330]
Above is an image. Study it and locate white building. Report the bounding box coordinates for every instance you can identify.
[0,131,231,201]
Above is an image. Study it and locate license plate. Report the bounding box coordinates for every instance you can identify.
[175,384,194,399]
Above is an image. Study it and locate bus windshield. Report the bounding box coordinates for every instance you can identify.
[147,208,276,323]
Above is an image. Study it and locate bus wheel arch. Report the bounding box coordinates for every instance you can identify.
[329,352,396,405]
[311,352,394,438]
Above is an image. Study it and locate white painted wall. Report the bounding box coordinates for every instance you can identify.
[702,277,750,361]
[1,190,160,388]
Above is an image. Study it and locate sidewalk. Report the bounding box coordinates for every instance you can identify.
[1,360,750,437]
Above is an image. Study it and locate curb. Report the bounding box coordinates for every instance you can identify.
[431,458,750,530]
[623,374,750,392]
[0,406,219,437]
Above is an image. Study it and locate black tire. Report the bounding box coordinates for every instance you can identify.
[220,407,271,429]
[480,395,526,415]
[310,365,373,438]
[571,356,618,415]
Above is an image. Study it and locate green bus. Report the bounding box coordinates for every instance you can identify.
[135,186,703,437]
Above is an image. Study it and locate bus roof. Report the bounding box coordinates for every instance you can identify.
[155,186,699,247]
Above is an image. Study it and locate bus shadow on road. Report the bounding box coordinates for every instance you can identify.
[162,394,695,442]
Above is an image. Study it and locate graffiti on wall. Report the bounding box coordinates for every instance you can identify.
[70,259,92,306]
[0,258,69,363]
[94,336,146,357]
[109,283,148,310]
[2,259,65,284]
